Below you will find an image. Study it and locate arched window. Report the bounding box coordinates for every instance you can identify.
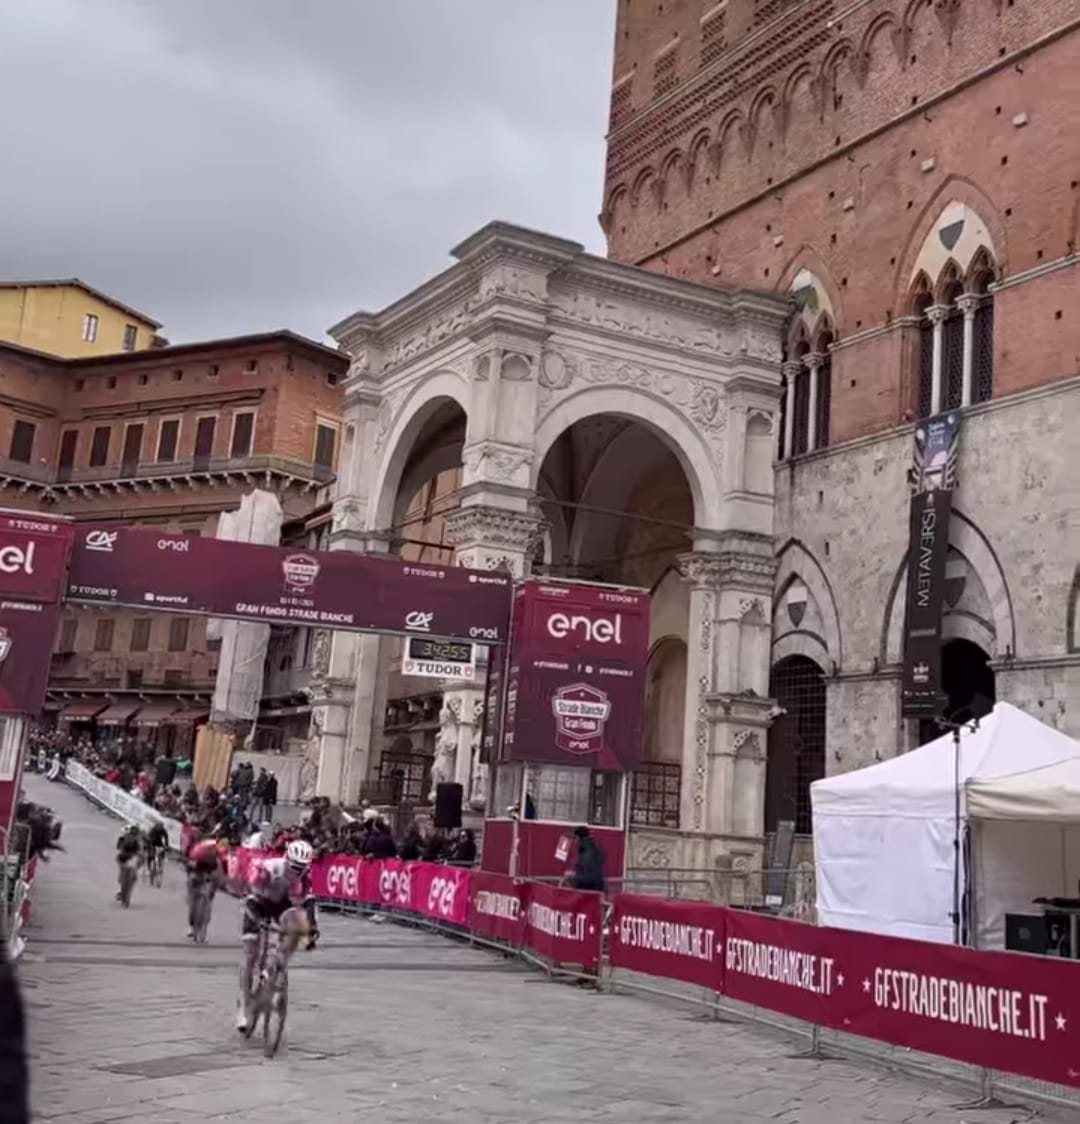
[940,267,965,412]
[969,252,996,403]
[765,655,826,835]
[781,320,831,459]
[911,243,998,418]
[913,282,934,419]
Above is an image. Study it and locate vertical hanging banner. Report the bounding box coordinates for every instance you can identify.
[498,580,650,771]
[901,413,961,717]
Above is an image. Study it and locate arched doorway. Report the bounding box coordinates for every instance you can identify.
[765,655,826,835]
[535,417,696,827]
[366,398,467,803]
[917,638,996,743]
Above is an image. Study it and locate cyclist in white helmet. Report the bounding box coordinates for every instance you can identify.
[235,838,318,1032]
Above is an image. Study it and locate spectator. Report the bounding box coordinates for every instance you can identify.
[264,771,278,821]
[398,825,422,862]
[449,828,477,866]
[568,826,605,892]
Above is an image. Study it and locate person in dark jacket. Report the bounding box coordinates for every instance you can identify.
[449,828,477,865]
[569,826,606,892]
[0,935,28,1124]
[398,826,422,862]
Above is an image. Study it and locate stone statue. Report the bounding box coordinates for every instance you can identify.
[430,701,459,800]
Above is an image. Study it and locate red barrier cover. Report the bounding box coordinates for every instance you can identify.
[410,862,471,926]
[724,908,1080,1090]
[611,893,723,990]
[524,880,603,971]
[468,871,527,945]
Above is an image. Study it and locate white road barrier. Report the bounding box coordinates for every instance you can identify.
[64,761,184,852]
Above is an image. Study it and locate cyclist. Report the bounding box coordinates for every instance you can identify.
[115,825,142,902]
[185,829,226,940]
[235,839,318,1032]
[143,820,169,884]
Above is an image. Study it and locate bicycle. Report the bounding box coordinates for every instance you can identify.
[146,846,165,888]
[242,920,289,1057]
[117,857,138,908]
[188,874,215,944]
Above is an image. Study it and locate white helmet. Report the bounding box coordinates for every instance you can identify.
[286,839,313,873]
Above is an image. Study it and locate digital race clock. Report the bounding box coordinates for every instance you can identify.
[406,637,473,664]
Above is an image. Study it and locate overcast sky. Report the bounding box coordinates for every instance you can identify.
[1,0,615,343]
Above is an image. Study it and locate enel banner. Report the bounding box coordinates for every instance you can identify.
[500,580,649,770]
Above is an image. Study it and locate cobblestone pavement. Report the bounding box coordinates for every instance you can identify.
[21,776,1061,1124]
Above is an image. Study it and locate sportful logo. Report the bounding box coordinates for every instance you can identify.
[85,530,117,553]
[0,543,35,575]
[547,611,623,645]
[405,611,434,633]
[282,553,320,594]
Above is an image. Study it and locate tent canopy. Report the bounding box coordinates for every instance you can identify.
[967,756,1080,823]
[811,703,1080,945]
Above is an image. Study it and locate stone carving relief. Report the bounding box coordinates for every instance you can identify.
[549,290,731,357]
[382,300,474,373]
[739,597,766,620]
[536,348,727,456]
[461,441,534,482]
[332,500,363,534]
[478,266,545,304]
[372,386,409,457]
[633,842,674,869]
[500,352,534,382]
[732,730,763,760]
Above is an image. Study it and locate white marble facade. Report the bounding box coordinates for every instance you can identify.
[310,222,790,868]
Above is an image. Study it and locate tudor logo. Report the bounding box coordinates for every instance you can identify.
[547,611,623,645]
[85,530,117,553]
[0,543,35,575]
[282,553,320,594]
[405,611,434,633]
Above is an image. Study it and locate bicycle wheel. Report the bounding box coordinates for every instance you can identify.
[263,974,287,1058]
[194,888,212,943]
[120,864,135,907]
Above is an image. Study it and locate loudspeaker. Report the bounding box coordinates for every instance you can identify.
[434,782,463,830]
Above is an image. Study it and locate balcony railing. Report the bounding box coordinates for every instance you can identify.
[3,453,335,491]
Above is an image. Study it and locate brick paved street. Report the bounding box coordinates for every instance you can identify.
[20,776,1061,1124]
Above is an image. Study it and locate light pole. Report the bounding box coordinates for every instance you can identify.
[934,710,980,946]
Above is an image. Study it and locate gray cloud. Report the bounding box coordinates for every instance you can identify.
[0,0,614,342]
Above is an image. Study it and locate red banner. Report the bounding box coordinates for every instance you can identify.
[500,581,649,770]
[524,880,603,971]
[311,855,368,904]
[0,516,73,605]
[66,525,512,645]
[723,908,1080,1090]
[611,893,724,990]
[468,871,528,945]
[0,599,64,716]
[410,862,471,926]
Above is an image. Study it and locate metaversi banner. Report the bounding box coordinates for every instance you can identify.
[901,412,960,717]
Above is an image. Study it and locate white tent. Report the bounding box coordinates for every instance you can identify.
[811,703,1080,946]
[966,755,1080,950]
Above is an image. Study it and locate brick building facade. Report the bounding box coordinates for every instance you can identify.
[603,0,1080,839]
[0,331,346,750]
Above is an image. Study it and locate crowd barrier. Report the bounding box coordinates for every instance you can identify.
[230,847,1080,1094]
[230,849,604,972]
[5,856,36,961]
[64,761,184,852]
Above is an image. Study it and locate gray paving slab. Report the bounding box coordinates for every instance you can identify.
[19,775,1068,1123]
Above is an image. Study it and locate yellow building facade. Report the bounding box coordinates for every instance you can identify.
[0,280,161,358]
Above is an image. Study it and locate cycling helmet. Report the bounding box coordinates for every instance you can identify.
[286,839,313,874]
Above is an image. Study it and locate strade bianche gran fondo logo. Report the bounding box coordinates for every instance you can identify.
[552,683,612,756]
[281,553,320,595]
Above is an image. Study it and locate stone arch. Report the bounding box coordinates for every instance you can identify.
[882,509,1016,664]
[819,39,856,109]
[368,370,469,535]
[686,129,713,183]
[567,422,678,566]
[749,86,779,147]
[533,386,722,529]
[858,9,902,63]
[773,539,843,670]
[714,109,747,163]
[642,634,688,765]
[778,247,843,336]
[631,166,658,208]
[896,177,1008,307]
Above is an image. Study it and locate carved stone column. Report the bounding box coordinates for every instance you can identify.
[957,293,979,407]
[781,360,799,459]
[928,304,950,415]
[679,533,778,851]
[442,502,544,807]
[804,352,825,452]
